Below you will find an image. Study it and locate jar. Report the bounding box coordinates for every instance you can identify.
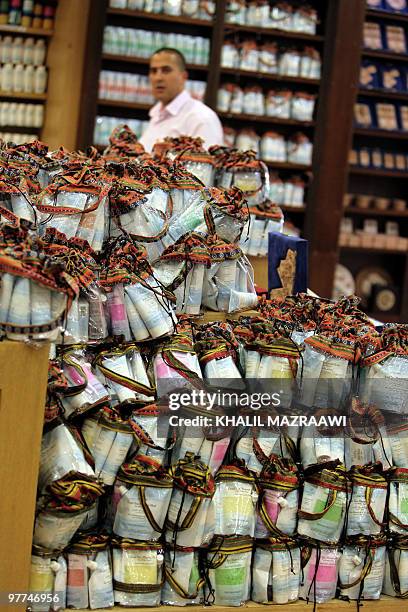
[217,84,233,113]
[236,128,260,155]
[221,42,239,68]
[259,43,278,74]
[240,40,259,72]
[266,90,292,118]
[269,173,284,204]
[230,85,244,114]
[291,92,316,121]
[279,49,301,76]
[270,2,293,31]
[287,133,313,165]
[293,5,318,35]
[225,0,246,24]
[260,132,286,162]
[300,47,321,79]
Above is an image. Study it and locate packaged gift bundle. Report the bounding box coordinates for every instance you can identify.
[252,537,301,604]
[102,124,149,161]
[162,546,204,606]
[152,330,203,397]
[130,403,172,465]
[166,163,207,218]
[383,535,408,598]
[153,136,215,186]
[241,204,284,257]
[299,540,341,603]
[0,162,37,225]
[213,462,257,537]
[203,186,249,244]
[29,545,67,612]
[338,535,387,601]
[194,320,244,384]
[65,533,114,610]
[346,464,387,536]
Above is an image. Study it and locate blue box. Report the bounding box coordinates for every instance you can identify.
[268,233,308,295]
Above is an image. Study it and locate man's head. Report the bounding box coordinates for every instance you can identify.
[149,48,188,105]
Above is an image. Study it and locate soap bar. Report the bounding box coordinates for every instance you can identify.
[385,25,407,53]
[354,103,374,127]
[364,22,383,49]
[376,103,398,130]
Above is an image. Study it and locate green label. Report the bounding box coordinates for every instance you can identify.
[216,567,245,586]
[314,497,342,523]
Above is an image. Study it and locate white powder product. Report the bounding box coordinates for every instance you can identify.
[344,438,374,470]
[383,547,408,597]
[33,508,88,551]
[339,543,386,600]
[162,549,203,606]
[245,350,260,378]
[213,479,256,536]
[389,428,408,467]
[113,484,172,541]
[314,354,349,409]
[98,430,134,486]
[297,343,325,408]
[299,547,340,603]
[204,355,243,384]
[66,554,88,609]
[81,416,100,453]
[298,481,346,544]
[112,546,161,607]
[101,353,137,404]
[123,291,150,341]
[8,275,30,329]
[346,484,387,536]
[207,549,252,606]
[176,264,205,315]
[364,356,408,414]
[228,288,258,312]
[166,489,213,547]
[216,259,237,311]
[88,550,114,610]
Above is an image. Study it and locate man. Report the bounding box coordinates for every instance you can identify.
[139,47,224,152]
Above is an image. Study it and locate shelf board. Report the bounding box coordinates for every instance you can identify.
[349,166,408,178]
[340,245,406,255]
[221,67,320,86]
[0,90,46,101]
[0,24,53,36]
[354,127,408,140]
[107,7,213,28]
[219,111,315,127]
[366,8,408,23]
[224,22,324,43]
[265,161,311,171]
[359,88,408,101]
[97,99,151,111]
[344,207,408,218]
[280,204,306,213]
[362,48,408,62]
[102,53,208,72]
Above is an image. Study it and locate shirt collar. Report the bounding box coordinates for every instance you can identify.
[149,90,191,119]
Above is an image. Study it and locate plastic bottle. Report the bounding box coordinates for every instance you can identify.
[1,36,12,64]
[0,102,9,126]
[9,103,19,125]
[1,63,14,92]
[23,37,34,65]
[15,103,25,126]
[12,36,23,64]
[13,64,24,92]
[34,65,47,93]
[24,103,34,127]
[33,39,46,66]
[33,104,43,127]
[23,64,34,93]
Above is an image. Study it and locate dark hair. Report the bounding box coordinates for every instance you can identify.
[150,47,187,71]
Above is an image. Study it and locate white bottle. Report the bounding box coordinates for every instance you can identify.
[24,104,34,127]
[13,64,24,92]
[15,103,25,126]
[9,103,19,126]
[23,65,34,93]
[23,37,35,65]
[0,102,9,126]
[1,63,14,92]
[1,36,12,64]
[33,104,44,128]
[34,66,47,94]
[12,37,24,64]
[33,39,46,67]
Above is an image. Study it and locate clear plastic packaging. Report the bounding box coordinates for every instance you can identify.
[346,466,387,536]
[339,539,386,600]
[29,549,67,612]
[204,535,252,606]
[213,465,257,536]
[162,548,203,606]
[112,541,163,607]
[299,546,340,603]
[252,542,301,604]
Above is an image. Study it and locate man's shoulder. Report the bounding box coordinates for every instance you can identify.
[185,97,220,120]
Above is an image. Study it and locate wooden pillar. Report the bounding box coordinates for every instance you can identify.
[305,0,366,298]
[42,0,98,150]
[205,0,227,108]
[0,342,49,612]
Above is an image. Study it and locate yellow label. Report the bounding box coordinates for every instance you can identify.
[30,567,53,592]
[124,551,157,585]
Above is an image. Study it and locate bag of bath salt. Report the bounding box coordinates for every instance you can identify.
[213,462,257,537]
[362,325,408,415]
[109,163,172,262]
[298,462,348,544]
[29,545,67,611]
[100,237,177,341]
[203,535,253,606]
[388,468,408,535]
[35,166,109,252]
[300,410,345,469]
[299,541,341,603]
[255,457,299,538]
[163,546,204,606]
[244,205,284,257]
[296,340,325,409]
[166,452,215,547]
[167,163,207,219]
[339,535,387,601]
[383,536,408,598]
[95,345,155,407]
[388,424,408,467]
[111,538,164,607]
[33,475,104,551]
[153,331,203,398]
[0,223,75,341]
[214,149,270,208]
[153,232,210,315]
[58,347,109,419]
[0,168,37,225]
[346,464,387,536]
[113,455,173,541]
[194,320,244,386]
[252,537,301,604]
[38,420,95,493]
[202,239,258,313]
[130,403,172,466]
[153,136,215,186]
[102,124,148,160]
[86,407,136,486]
[202,186,249,244]
[66,533,114,610]
[344,400,392,469]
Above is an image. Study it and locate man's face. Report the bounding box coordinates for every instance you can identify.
[149,51,187,105]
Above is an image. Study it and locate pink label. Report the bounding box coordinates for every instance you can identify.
[263,490,280,524]
[65,365,84,386]
[109,303,126,323]
[210,438,230,473]
[154,356,173,379]
[308,558,337,583]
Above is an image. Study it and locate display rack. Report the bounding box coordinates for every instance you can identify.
[342,2,408,322]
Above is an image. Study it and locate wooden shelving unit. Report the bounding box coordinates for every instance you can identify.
[107,6,213,27]
[102,52,209,72]
[220,67,320,86]
[362,48,408,61]
[366,8,408,22]
[354,127,408,139]
[218,111,315,127]
[349,165,408,178]
[0,25,54,36]
[359,87,408,101]
[224,22,324,42]
[0,91,47,101]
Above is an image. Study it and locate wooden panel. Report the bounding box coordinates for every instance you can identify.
[205,0,227,108]
[0,342,49,611]
[248,255,268,290]
[305,0,366,298]
[41,0,94,150]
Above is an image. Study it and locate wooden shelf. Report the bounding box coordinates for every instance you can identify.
[281,204,306,213]
[362,48,408,62]
[354,127,408,140]
[0,24,53,36]
[366,8,408,23]
[359,88,408,101]
[224,22,324,42]
[340,245,407,255]
[0,91,46,101]
[265,161,311,171]
[107,7,213,28]
[221,67,320,86]
[72,597,403,612]
[102,53,208,72]
[219,111,315,127]
[349,166,408,178]
[344,207,408,218]
[97,99,151,111]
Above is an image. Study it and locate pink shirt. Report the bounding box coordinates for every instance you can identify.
[139,90,224,152]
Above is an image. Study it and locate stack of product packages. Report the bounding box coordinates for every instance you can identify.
[0,130,406,610]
